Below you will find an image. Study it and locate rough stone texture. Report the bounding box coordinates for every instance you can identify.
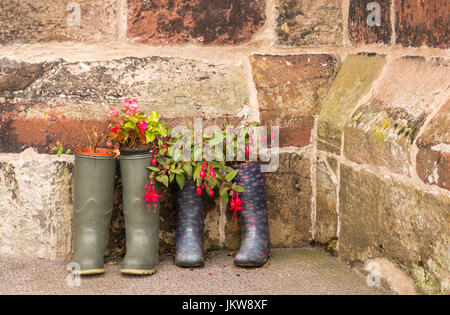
[127,0,266,45]
[416,101,450,191]
[344,57,449,176]
[0,57,249,153]
[315,158,338,244]
[250,54,338,147]
[396,0,449,49]
[339,164,450,294]
[275,0,343,46]
[364,258,418,294]
[264,153,313,247]
[0,149,73,260]
[348,0,392,45]
[0,0,118,44]
[317,53,386,154]
[0,60,47,99]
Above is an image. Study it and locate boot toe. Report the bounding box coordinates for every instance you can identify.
[234,252,268,267]
[175,253,204,267]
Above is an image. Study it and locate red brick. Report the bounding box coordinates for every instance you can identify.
[396,0,449,48]
[250,54,337,147]
[127,0,266,45]
[348,0,392,44]
[0,101,111,153]
[260,116,314,148]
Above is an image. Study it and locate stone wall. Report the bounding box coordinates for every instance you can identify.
[0,0,448,294]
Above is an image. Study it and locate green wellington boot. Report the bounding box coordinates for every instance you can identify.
[72,149,116,276]
[120,153,160,275]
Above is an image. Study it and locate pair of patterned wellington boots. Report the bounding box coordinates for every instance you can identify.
[175,162,270,268]
[72,151,159,276]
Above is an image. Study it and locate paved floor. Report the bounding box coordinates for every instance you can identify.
[0,248,391,295]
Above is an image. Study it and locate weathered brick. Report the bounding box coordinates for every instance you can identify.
[264,153,312,247]
[339,164,450,294]
[127,0,266,45]
[344,57,449,176]
[396,0,449,49]
[416,101,450,191]
[0,60,47,99]
[315,158,338,244]
[0,149,73,260]
[0,57,249,153]
[317,53,386,154]
[275,0,343,46]
[348,0,392,44]
[251,54,338,147]
[0,0,118,44]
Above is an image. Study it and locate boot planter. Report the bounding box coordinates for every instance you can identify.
[120,152,160,275]
[72,148,116,275]
[175,180,205,267]
[232,162,270,267]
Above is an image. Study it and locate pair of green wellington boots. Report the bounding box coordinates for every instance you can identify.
[72,151,159,276]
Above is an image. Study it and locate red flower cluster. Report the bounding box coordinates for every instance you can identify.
[197,162,216,197]
[142,182,162,213]
[230,192,244,227]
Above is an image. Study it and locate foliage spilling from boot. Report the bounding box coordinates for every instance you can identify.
[145,122,270,224]
[107,99,167,152]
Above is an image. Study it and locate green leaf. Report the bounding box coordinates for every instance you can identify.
[221,193,229,204]
[65,149,71,154]
[235,185,245,193]
[169,172,175,183]
[156,175,169,187]
[220,187,228,196]
[181,163,193,177]
[176,174,185,190]
[123,122,135,129]
[193,163,202,178]
[173,148,182,162]
[225,170,238,182]
[170,168,184,175]
[57,147,63,156]
[147,166,160,172]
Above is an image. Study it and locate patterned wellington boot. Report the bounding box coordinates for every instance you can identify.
[175,180,205,267]
[232,162,270,267]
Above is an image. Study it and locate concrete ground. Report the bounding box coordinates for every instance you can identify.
[0,248,391,295]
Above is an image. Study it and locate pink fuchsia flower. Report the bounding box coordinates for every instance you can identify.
[118,120,124,125]
[110,125,119,134]
[127,99,140,113]
[142,183,162,213]
[108,108,119,118]
[137,120,148,136]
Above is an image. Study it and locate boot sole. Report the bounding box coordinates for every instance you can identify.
[120,269,156,275]
[175,262,205,268]
[71,269,105,276]
[235,252,271,268]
